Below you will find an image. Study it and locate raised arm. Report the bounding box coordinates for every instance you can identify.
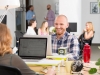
[84,31,94,40]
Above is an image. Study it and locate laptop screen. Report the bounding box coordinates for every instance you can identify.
[18,37,47,59]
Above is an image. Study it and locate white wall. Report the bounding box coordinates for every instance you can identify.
[82,0,100,43]
[33,0,59,28]
[59,0,82,35]
[0,0,99,46]
[59,0,100,43]
[0,9,16,47]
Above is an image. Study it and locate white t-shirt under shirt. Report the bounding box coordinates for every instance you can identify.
[26,26,36,35]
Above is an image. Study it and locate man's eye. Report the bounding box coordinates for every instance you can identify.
[60,24,63,25]
[55,23,58,25]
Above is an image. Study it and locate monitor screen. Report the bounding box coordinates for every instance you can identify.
[66,22,77,32]
[18,37,47,58]
[23,35,52,56]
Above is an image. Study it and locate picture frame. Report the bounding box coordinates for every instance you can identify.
[90,2,100,14]
[55,2,59,14]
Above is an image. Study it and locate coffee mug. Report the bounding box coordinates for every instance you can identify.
[65,61,73,74]
[58,47,68,55]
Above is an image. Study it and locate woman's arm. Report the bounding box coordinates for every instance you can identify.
[46,28,49,35]
[38,28,41,35]
[84,31,94,40]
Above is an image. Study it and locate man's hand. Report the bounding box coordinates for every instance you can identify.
[45,17,48,20]
[33,15,35,18]
[46,68,56,75]
[83,28,87,32]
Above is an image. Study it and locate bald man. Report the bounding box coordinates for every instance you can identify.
[52,15,80,60]
[45,4,55,27]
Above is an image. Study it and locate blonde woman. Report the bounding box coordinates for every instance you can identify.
[0,23,55,75]
[83,22,94,40]
[38,21,49,35]
[78,22,95,50]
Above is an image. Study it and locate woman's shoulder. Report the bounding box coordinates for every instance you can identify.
[38,28,41,30]
[89,30,94,34]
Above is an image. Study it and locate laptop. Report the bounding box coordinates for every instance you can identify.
[18,37,47,62]
[23,35,53,56]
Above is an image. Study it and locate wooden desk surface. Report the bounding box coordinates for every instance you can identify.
[30,66,68,75]
[30,66,100,75]
[29,61,100,75]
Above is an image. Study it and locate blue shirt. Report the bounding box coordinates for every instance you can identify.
[26,10,36,22]
[52,32,80,60]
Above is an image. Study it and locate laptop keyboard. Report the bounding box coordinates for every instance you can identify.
[23,59,40,62]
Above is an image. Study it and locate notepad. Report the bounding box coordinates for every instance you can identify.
[46,55,67,60]
[25,59,61,66]
[98,46,100,49]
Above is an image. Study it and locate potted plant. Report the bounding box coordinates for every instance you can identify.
[49,26,56,34]
[88,58,100,74]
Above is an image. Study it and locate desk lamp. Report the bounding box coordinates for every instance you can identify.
[0,0,20,23]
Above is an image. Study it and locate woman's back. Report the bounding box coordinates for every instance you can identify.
[38,28,49,35]
[0,54,35,75]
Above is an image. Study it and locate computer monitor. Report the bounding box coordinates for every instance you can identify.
[23,35,52,56]
[66,22,77,32]
[18,37,47,59]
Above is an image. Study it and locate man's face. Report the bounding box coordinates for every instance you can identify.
[30,6,34,11]
[47,5,50,10]
[54,16,69,35]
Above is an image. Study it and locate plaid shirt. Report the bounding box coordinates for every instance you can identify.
[52,32,80,60]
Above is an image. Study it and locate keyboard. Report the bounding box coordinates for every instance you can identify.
[23,59,40,62]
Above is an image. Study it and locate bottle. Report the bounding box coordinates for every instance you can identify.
[83,43,91,63]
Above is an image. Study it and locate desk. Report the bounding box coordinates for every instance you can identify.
[29,66,67,75]
[46,55,67,60]
[28,61,100,75]
[98,46,100,49]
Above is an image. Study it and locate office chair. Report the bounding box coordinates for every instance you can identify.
[15,30,25,47]
[0,65,22,75]
[79,31,95,59]
[66,27,71,33]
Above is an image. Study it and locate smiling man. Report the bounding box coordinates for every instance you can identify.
[52,15,80,60]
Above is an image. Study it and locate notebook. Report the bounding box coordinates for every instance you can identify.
[18,37,47,62]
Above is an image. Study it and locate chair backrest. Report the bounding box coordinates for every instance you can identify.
[15,31,25,41]
[66,27,71,33]
[87,31,95,46]
[78,31,95,49]
[0,65,22,75]
[78,31,95,59]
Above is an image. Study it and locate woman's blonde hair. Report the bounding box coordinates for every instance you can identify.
[0,23,12,56]
[40,21,48,32]
[86,22,94,32]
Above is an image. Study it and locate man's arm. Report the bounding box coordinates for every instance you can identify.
[67,37,80,60]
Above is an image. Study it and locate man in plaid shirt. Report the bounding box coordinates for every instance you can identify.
[52,15,80,60]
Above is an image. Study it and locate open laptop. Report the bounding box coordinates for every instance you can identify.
[18,37,47,62]
[23,35,53,56]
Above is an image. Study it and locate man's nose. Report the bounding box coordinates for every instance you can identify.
[56,25,60,28]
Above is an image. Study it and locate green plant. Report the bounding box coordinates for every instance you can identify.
[97,0,100,7]
[88,58,100,74]
[52,28,56,33]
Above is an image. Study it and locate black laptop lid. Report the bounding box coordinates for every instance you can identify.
[18,37,47,59]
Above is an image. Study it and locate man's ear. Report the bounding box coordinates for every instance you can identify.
[66,23,69,28]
